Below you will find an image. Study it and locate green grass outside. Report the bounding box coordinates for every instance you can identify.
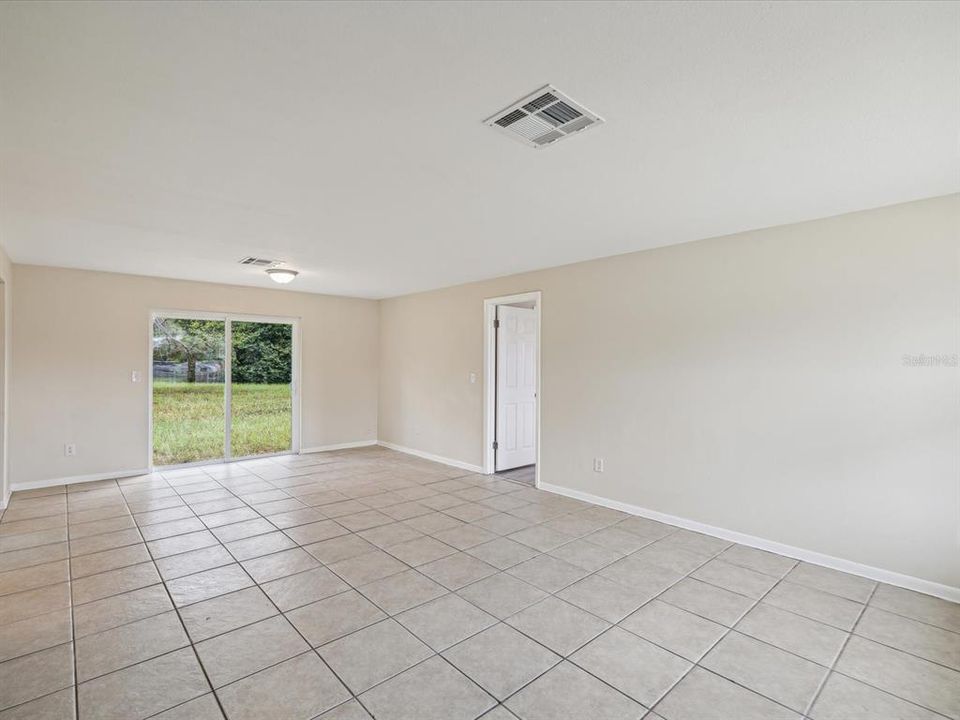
[152,381,292,465]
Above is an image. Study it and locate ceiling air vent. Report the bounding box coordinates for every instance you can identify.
[485,85,604,148]
[238,256,276,267]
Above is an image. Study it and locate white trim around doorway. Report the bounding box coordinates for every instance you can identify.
[482,291,542,487]
[147,310,302,471]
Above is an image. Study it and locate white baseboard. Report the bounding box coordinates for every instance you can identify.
[8,444,379,493]
[10,468,152,494]
[540,482,960,604]
[301,440,378,454]
[377,441,484,475]
[0,486,9,510]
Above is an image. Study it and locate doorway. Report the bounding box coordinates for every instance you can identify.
[150,312,299,467]
[483,292,541,487]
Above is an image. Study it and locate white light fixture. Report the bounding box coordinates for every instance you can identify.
[266,268,299,284]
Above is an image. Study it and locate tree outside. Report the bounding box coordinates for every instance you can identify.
[231,321,292,383]
[153,318,224,382]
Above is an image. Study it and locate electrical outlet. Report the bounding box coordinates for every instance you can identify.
[131,370,141,383]
[64,443,77,457]
[469,372,477,384]
[593,457,604,472]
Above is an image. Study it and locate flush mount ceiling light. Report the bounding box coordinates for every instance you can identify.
[266,267,299,284]
[484,85,604,148]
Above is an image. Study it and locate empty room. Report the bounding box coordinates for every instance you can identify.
[0,1,958,719]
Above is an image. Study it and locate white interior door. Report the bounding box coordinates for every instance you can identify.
[496,305,537,471]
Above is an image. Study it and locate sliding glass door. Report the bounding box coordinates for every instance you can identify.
[152,317,226,465]
[152,314,297,467]
[230,321,293,458]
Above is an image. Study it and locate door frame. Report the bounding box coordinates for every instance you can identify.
[147,309,302,470]
[482,291,541,487]
[0,279,7,510]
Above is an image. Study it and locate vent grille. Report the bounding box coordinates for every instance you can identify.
[539,101,582,125]
[559,116,594,134]
[485,85,603,148]
[522,93,557,112]
[495,109,526,128]
[508,114,556,140]
[533,130,564,146]
[238,257,275,266]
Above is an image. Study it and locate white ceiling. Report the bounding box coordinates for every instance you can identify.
[1,1,957,299]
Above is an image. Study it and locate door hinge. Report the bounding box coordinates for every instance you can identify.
[492,441,499,450]
[494,319,500,329]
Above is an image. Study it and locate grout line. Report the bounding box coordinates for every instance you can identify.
[143,476,252,720]
[801,581,878,718]
[65,480,80,719]
[796,582,960,720]
[70,585,171,640]
[160,461,372,712]
[650,567,799,717]
[206,468,539,706]
[2,449,956,720]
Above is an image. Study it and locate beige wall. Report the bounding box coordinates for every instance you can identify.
[11,266,379,486]
[5,196,957,588]
[379,195,960,589]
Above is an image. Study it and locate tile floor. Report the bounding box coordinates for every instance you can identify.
[0,447,957,719]
[495,466,535,487]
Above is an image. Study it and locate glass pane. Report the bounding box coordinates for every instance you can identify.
[152,317,226,465]
[230,321,293,457]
